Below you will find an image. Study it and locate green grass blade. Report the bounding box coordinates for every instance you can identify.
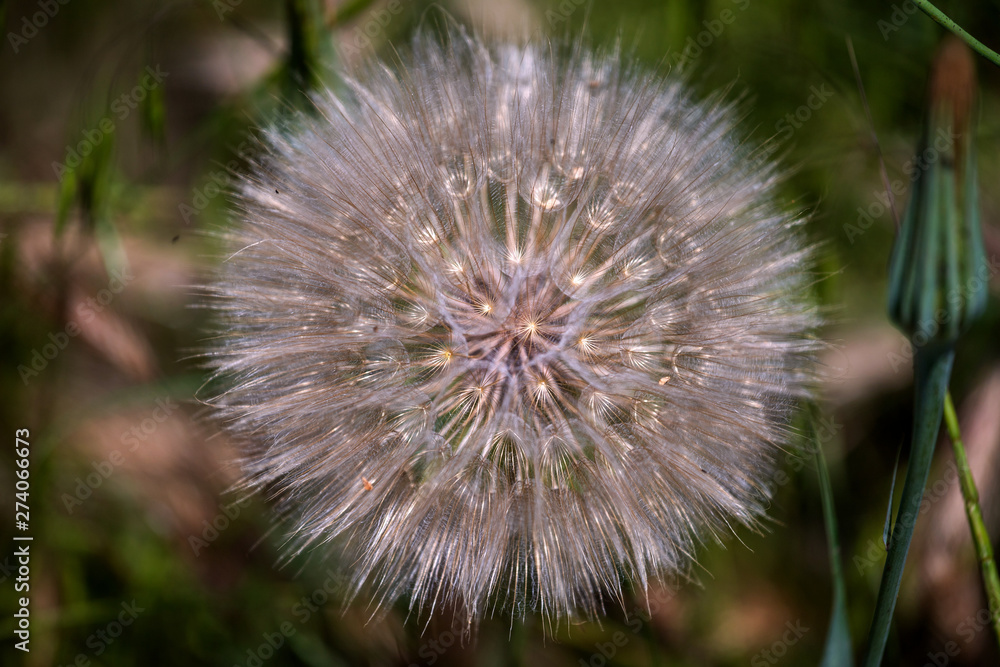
[882,447,901,549]
[943,391,1000,647]
[814,426,854,667]
[862,346,955,666]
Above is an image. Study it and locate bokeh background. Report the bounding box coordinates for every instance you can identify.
[2,0,999,665]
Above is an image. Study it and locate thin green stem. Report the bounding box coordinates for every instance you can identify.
[817,445,844,604]
[943,391,1000,646]
[911,0,1000,69]
[863,345,955,667]
[815,434,853,666]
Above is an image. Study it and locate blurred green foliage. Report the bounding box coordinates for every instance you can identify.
[1,0,998,665]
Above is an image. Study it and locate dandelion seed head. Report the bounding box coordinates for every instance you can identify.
[205,31,819,629]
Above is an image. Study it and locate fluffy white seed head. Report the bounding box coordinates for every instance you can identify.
[204,32,818,628]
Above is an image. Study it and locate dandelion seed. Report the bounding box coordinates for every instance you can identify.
[204,30,819,629]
